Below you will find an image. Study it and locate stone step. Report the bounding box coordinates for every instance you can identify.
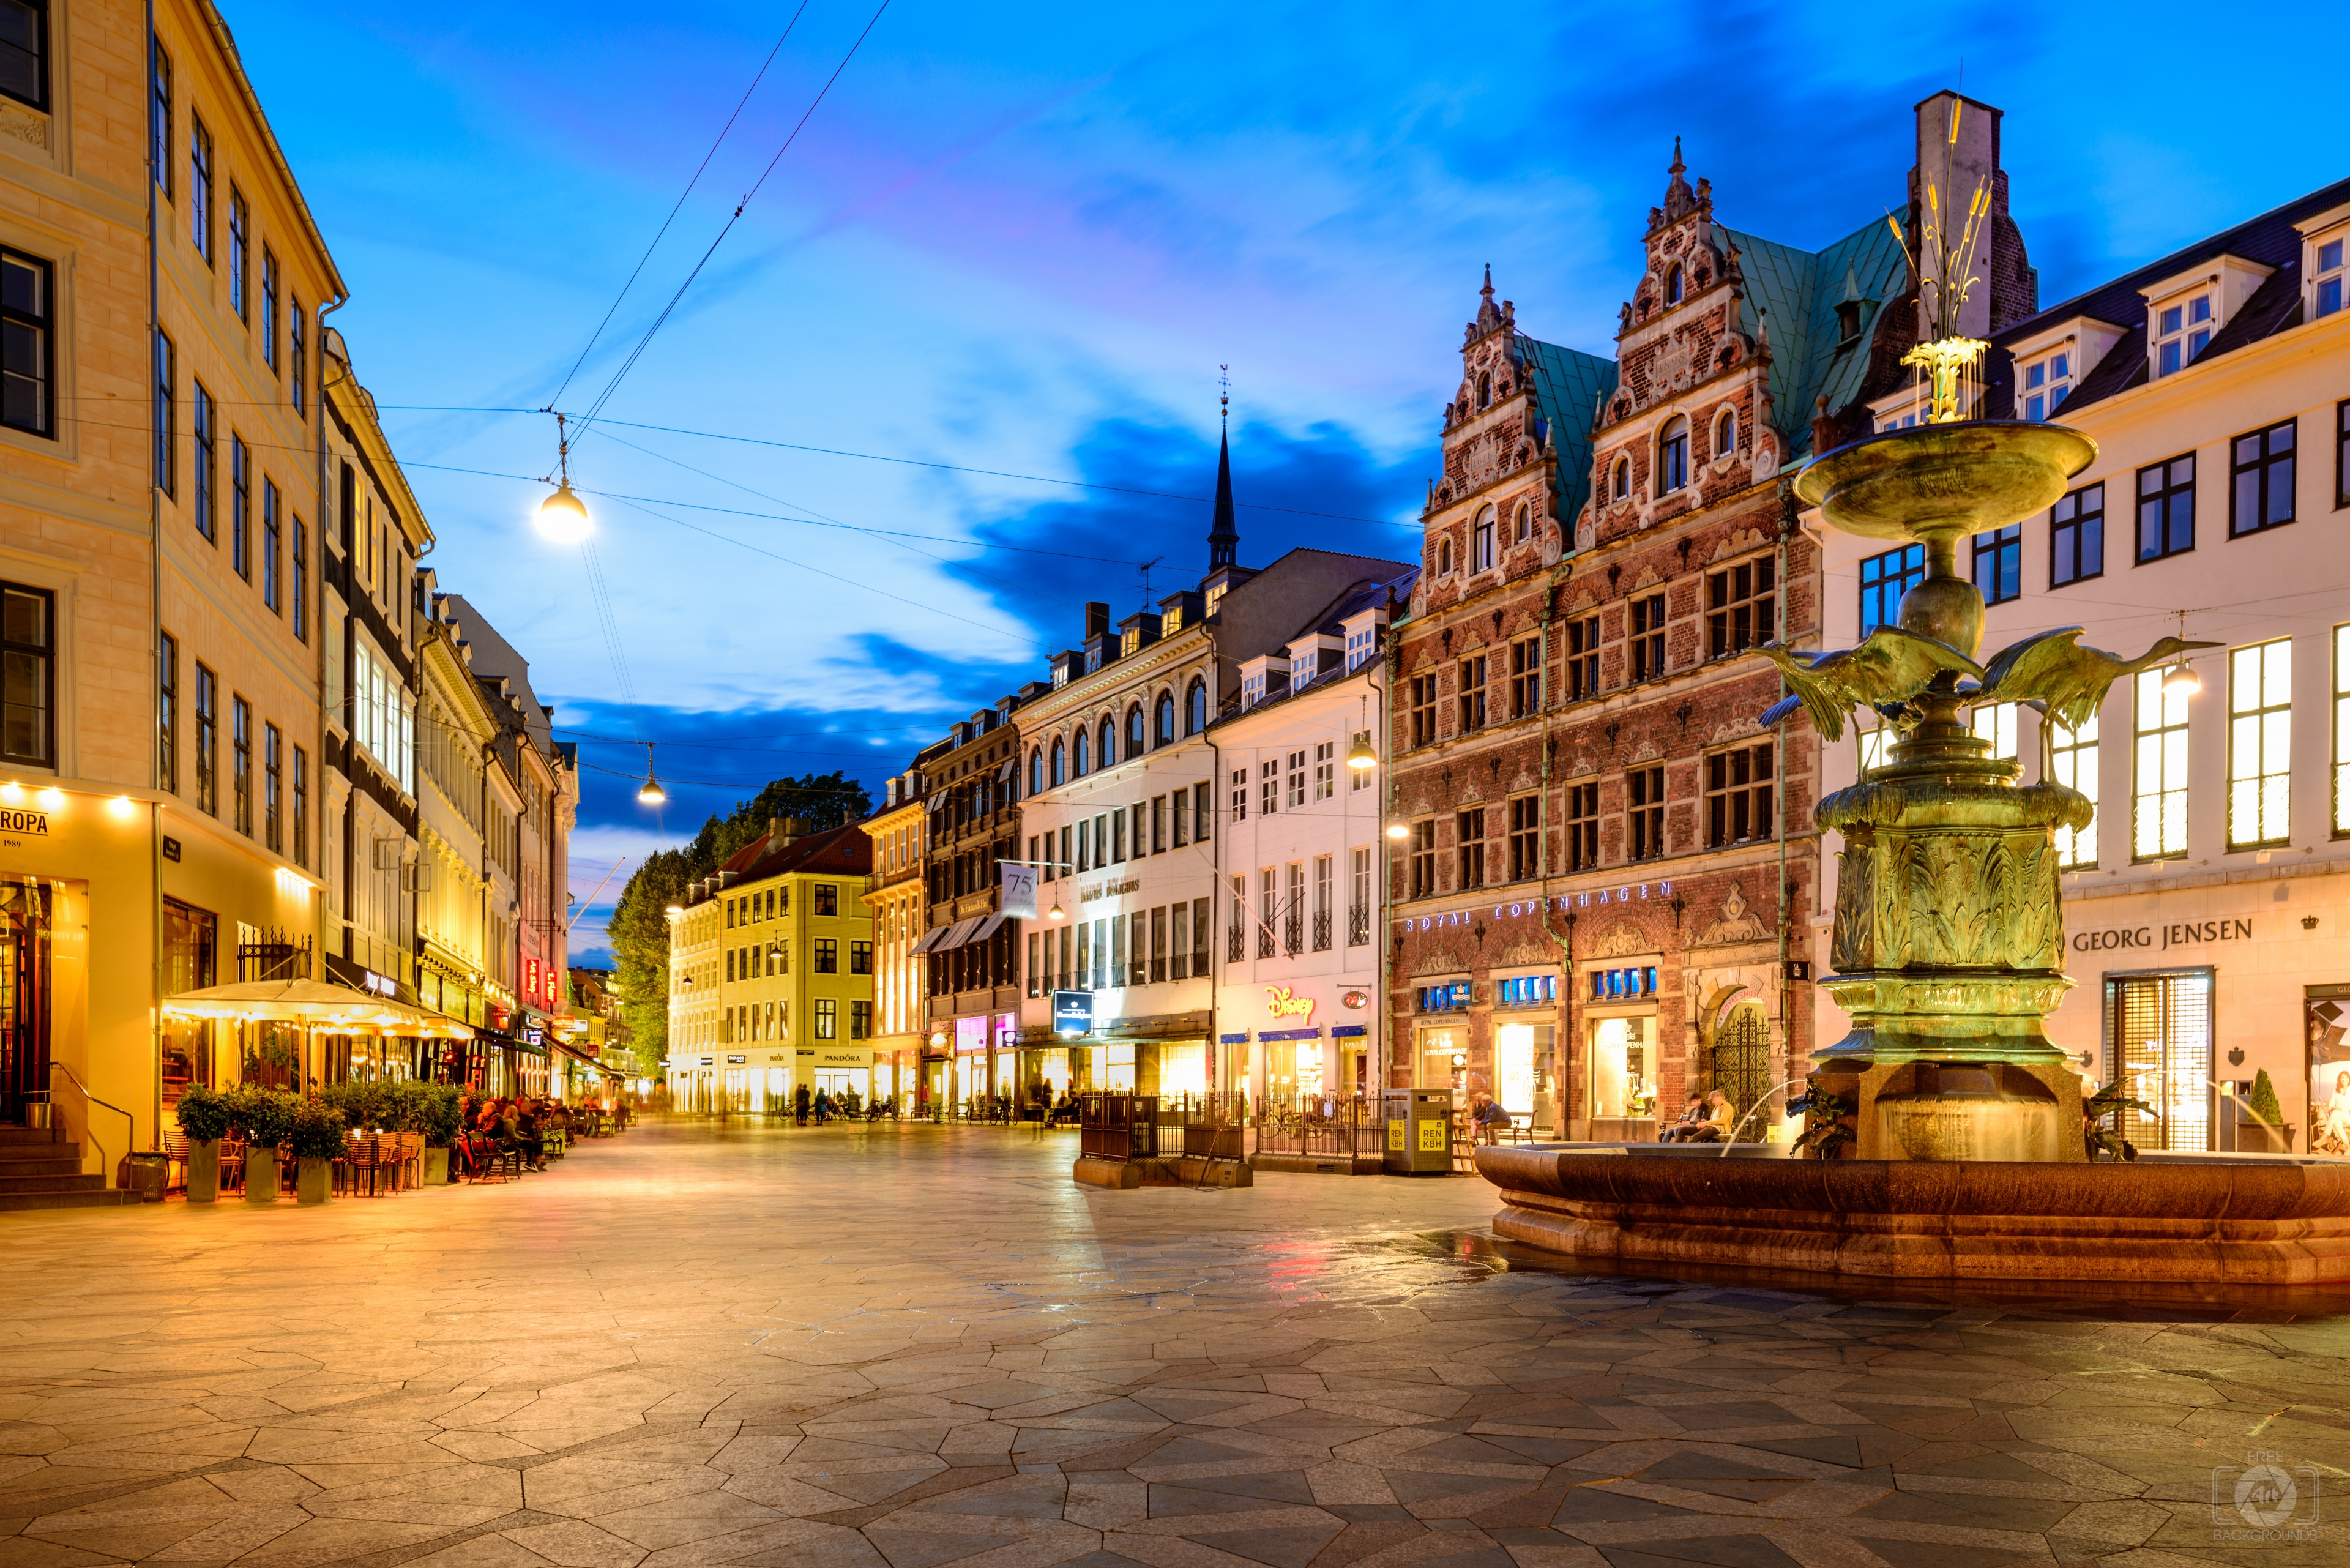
[0,1126,63,1144]
[0,1162,88,1186]
[0,1187,143,1212]
[0,1143,81,1165]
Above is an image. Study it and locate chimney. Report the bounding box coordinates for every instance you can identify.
[1085,602,1110,641]
[770,816,807,847]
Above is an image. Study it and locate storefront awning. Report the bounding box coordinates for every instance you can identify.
[919,914,1003,955]
[908,925,951,956]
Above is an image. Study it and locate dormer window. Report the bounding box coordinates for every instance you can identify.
[1290,650,1316,688]
[1241,670,1264,710]
[1665,265,1684,305]
[1658,415,1690,495]
[1835,300,1862,344]
[1346,624,1376,671]
[2021,351,2072,420]
[2154,294,2212,376]
[1204,582,1226,618]
[2317,237,2344,318]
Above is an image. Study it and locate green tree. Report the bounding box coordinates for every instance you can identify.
[603,770,876,1061]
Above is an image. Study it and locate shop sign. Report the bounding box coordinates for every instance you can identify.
[0,808,50,838]
[2073,918,2253,954]
[797,1045,873,1067]
[1053,990,1093,1037]
[162,836,182,861]
[1264,985,1314,1021]
[726,1054,747,1064]
[1000,862,1038,920]
[1400,881,1673,935]
[1081,878,1140,903]
[1341,988,1368,1009]
[698,1056,714,1066]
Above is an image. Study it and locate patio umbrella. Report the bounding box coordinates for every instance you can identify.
[162,979,473,1039]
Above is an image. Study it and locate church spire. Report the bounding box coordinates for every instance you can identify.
[1207,366,1239,571]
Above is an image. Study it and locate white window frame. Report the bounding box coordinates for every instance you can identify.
[2020,349,2073,421]
[2052,715,2098,869]
[2227,638,2291,850]
[2152,290,2214,378]
[2132,668,2190,860]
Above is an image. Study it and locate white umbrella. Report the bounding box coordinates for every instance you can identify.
[162,979,473,1040]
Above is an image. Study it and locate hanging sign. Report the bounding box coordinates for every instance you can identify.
[1053,990,1093,1037]
[1001,862,1039,921]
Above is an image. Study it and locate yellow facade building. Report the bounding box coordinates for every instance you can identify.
[861,773,930,1108]
[666,820,875,1114]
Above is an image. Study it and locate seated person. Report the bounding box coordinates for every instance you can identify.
[1469,1092,1510,1144]
[1660,1089,1712,1142]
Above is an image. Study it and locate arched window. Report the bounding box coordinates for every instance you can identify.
[1658,415,1690,495]
[1050,737,1066,786]
[1027,749,1041,795]
[1471,506,1496,573]
[1125,703,1145,756]
[1476,372,1493,409]
[1098,715,1116,768]
[1512,501,1532,543]
[1666,265,1684,305]
[1186,677,1208,734]
[1071,730,1087,778]
[1611,456,1630,501]
[1437,537,1454,575]
[1714,406,1737,458]
[1154,691,1176,745]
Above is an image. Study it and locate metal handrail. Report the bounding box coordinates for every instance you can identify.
[48,1062,137,1187]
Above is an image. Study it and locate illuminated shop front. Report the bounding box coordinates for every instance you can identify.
[1415,977,1472,1100]
[1584,961,1660,1141]
[1489,971,1557,1132]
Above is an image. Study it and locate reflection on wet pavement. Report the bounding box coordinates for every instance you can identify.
[0,1118,2343,1567]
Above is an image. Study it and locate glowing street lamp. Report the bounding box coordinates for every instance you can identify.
[535,410,591,542]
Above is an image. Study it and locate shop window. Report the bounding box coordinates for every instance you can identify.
[2132,668,2190,859]
[2228,638,2291,849]
[2105,969,2213,1150]
[1417,981,1471,1012]
[1589,966,1657,998]
[1496,974,1556,1008]
[1589,1015,1649,1121]
[2051,482,2103,588]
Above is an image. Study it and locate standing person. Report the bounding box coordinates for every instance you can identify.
[516,1102,546,1171]
[813,1086,830,1125]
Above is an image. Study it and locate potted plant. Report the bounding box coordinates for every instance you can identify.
[416,1082,463,1185]
[288,1098,347,1204]
[174,1083,233,1203]
[235,1086,297,1203]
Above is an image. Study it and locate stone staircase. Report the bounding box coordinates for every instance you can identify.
[0,1125,143,1211]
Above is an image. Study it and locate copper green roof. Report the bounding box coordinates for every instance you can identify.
[1513,334,1619,523]
[1721,215,1908,458]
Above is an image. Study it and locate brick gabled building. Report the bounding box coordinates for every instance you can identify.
[1386,94,2037,1139]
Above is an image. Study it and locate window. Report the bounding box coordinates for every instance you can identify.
[1260,758,1278,817]
[1436,537,1453,575]
[188,383,217,540]
[2153,293,2212,376]
[1611,456,1630,501]
[150,39,171,198]
[1658,415,1689,494]
[1186,677,1207,734]
[813,883,837,916]
[1126,703,1144,756]
[2337,625,2350,836]
[1154,691,1175,745]
[1409,672,1437,747]
[188,114,212,261]
[1313,741,1334,801]
[230,435,250,580]
[263,722,282,853]
[1629,764,1665,859]
[1971,523,2021,605]
[261,479,281,613]
[1258,868,1277,958]
[261,247,279,373]
[1512,501,1532,544]
[0,0,47,110]
[289,301,305,417]
[228,187,248,321]
[1568,614,1600,700]
[1706,742,1773,847]
[2318,237,2345,319]
[815,999,837,1040]
[0,247,53,437]
[1458,654,1486,731]
[0,581,52,766]
[1408,819,1437,899]
[1471,506,1496,573]
[1112,807,1127,862]
[1714,406,1737,458]
[1072,727,1087,777]
[1859,544,1923,634]
[292,744,307,867]
[1098,715,1115,769]
[1707,557,1774,657]
[1288,749,1307,807]
[851,1001,871,1040]
[2133,667,2190,859]
[1194,780,1210,843]
[1970,701,2019,760]
[1630,594,1666,679]
[1476,371,1492,409]
[2137,453,2196,562]
[813,938,838,973]
[1349,730,1373,791]
[1509,635,1541,717]
[1507,795,1540,881]
[152,331,174,496]
[2051,482,2103,587]
[194,663,216,814]
[1230,765,1248,823]
[850,941,873,975]
[157,632,177,793]
[293,518,307,641]
[1567,782,1598,870]
[1665,264,1683,305]
[1456,808,1485,889]
[2229,420,2295,537]
[1049,738,1064,786]
[1349,846,1371,946]
[2228,639,2291,849]
[2051,717,2097,868]
[231,696,251,836]
[1285,862,1304,954]
[1150,794,1166,853]
[2020,351,2071,420]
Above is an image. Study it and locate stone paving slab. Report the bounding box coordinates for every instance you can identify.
[0,1120,2344,1568]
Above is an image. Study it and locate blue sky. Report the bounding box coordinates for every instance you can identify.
[226,2,2346,961]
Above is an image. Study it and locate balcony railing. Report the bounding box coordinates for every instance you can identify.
[1347,904,1370,946]
[1311,910,1331,952]
[1282,914,1302,955]
[1228,925,1244,963]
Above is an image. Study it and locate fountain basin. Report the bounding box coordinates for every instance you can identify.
[1794,420,2097,543]
[1477,1145,2350,1285]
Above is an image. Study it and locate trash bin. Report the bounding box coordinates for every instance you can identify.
[121,1151,170,1203]
[1383,1089,1455,1176]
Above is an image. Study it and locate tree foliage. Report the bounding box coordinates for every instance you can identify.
[606,770,875,1061]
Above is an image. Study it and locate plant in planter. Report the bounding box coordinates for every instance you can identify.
[288,1098,348,1204]
[233,1086,299,1203]
[2248,1069,2290,1151]
[415,1083,464,1185]
[174,1083,234,1203]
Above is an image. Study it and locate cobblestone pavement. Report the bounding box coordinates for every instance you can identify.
[1,1119,2346,1568]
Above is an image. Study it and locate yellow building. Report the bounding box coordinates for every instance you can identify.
[0,0,341,1158]
[861,772,930,1108]
[666,819,875,1114]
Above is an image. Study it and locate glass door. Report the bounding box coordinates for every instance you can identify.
[0,879,50,1125]
[2105,969,2215,1151]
